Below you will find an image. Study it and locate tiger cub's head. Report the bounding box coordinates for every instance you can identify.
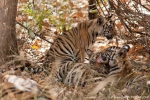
[86,45,130,75]
[87,15,115,40]
[108,45,131,77]
[86,49,110,74]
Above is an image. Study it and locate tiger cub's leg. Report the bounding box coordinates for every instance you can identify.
[64,63,93,87]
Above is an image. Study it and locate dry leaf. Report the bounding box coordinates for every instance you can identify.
[42,21,50,27]
[54,31,58,35]
[68,0,74,7]
[121,0,129,3]
[135,45,144,51]
[31,39,42,50]
[16,17,22,22]
[128,47,135,55]
[71,11,84,18]
[53,2,61,7]
[44,26,50,30]
[134,55,140,59]
[31,45,39,49]
[116,22,122,29]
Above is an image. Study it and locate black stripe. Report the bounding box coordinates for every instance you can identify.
[87,21,93,28]
[52,47,66,57]
[55,38,70,55]
[17,91,25,94]
[68,31,74,38]
[110,65,119,72]
[63,35,75,52]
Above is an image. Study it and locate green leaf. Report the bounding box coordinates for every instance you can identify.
[28,29,35,39]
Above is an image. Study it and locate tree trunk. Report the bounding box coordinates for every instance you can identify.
[0,0,18,66]
[88,0,99,19]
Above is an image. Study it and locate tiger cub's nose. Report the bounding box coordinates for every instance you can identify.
[106,34,113,39]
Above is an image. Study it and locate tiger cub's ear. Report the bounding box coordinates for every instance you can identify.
[97,15,104,26]
[118,45,130,58]
[122,45,130,52]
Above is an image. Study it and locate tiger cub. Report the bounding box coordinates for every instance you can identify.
[45,15,114,69]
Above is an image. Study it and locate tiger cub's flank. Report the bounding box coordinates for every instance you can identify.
[54,61,98,86]
[45,15,114,69]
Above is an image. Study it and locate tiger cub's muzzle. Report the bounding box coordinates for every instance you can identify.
[105,34,113,40]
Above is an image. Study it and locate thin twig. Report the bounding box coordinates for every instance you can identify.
[95,0,106,16]
[16,21,53,44]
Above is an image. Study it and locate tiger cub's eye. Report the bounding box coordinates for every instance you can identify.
[90,60,96,66]
[102,56,106,61]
